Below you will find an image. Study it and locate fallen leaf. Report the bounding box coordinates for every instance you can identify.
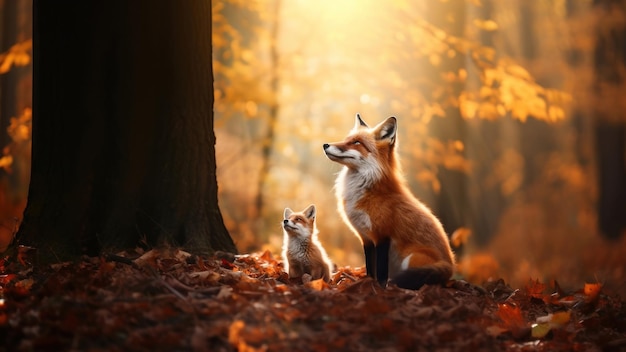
[584,283,602,302]
[531,322,551,339]
[306,278,329,291]
[497,303,526,332]
[525,278,546,300]
[486,325,507,337]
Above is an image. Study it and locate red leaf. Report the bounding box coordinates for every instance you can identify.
[525,278,546,300]
[221,258,235,269]
[497,303,526,333]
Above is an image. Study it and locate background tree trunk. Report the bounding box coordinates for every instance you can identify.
[593,0,626,240]
[426,0,469,237]
[16,0,237,262]
[255,0,281,221]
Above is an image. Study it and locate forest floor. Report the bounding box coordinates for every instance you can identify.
[1,247,625,351]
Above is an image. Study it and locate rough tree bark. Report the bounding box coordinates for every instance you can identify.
[16,0,238,262]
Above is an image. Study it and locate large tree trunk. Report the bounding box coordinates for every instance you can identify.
[16,0,237,262]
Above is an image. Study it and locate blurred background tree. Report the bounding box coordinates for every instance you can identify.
[2,0,625,290]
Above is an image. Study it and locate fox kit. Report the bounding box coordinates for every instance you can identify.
[323,114,455,290]
[282,204,333,282]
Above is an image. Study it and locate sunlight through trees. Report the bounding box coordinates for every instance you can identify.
[211,0,625,290]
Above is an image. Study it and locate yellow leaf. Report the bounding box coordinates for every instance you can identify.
[497,104,506,116]
[531,322,551,339]
[527,97,547,119]
[532,310,570,338]
[0,155,13,169]
[0,54,13,74]
[478,102,500,120]
[548,106,566,121]
[550,311,571,325]
[479,86,494,98]
[505,63,532,81]
[483,68,499,86]
[474,19,499,31]
[459,94,479,119]
[511,103,528,122]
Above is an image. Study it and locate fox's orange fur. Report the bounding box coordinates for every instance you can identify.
[281,204,333,282]
[323,114,455,289]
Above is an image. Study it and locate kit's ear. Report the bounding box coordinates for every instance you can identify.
[283,208,293,219]
[304,204,316,219]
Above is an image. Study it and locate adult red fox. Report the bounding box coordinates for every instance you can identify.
[323,114,455,289]
[282,204,333,282]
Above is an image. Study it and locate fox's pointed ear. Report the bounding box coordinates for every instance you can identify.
[304,204,316,219]
[283,208,293,219]
[353,113,369,130]
[375,117,397,145]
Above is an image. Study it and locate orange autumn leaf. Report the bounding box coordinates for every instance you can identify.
[525,278,546,300]
[584,283,602,302]
[258,249,274,262]
[227,320,246,349]
[497,304,525,331]
[306,278,329,291]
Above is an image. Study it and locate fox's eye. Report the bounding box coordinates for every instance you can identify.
[295,217,303,222]
[352,140,360,145]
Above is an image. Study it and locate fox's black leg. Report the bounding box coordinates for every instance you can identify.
[375,239,390,287]
[363,241,376,280]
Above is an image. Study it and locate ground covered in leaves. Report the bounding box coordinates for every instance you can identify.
[1,248,625,351]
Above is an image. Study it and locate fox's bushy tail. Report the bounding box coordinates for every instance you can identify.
[390,261,453,290]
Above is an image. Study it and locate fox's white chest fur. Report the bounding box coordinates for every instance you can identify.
[336,167,373,241]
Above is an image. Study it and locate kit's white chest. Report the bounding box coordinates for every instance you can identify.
[287,236,310,262]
